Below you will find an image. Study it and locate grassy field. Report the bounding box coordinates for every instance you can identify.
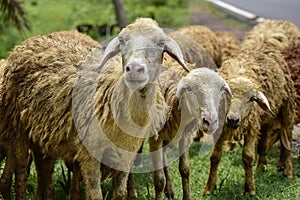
[20,140,299,199]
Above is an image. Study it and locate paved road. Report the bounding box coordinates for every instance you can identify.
[214,0,300,27]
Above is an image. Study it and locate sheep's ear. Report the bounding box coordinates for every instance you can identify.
[255,91,275,117]
[97,37,120,71]
[164,37,190,73]
[176,77,188,98]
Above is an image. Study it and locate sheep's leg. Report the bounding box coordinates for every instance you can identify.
[112,172,129,200]
[0,151,15,200]
[80,158,102,200]
[127,173,138,199]
[69,162,81,200]
[242,133,256,196]
[149,138,165,200]
[163,152,174,200]
[179,137,192,200]
[278,142,293,179]
[33,153,55,200]
[203,134,226,195]
[15,143,30,200]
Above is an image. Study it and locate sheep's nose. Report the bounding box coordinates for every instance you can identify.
[202,117,217,132]
[125,63,145,74]
[226,117,240,129]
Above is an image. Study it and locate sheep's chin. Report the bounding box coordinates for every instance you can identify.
[124,77,149,91]
[200,123,218,135]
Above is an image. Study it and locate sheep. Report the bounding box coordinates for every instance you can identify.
[215,31,241,62]
[0,30,99,200]
[256,44,300,173]
[282,44,300,124]
[241,19,300,52]
[0,17,190,199]
[177,25,223,68]
[1,59,31,200]
[148,57,232,200]
[203,48,295,196]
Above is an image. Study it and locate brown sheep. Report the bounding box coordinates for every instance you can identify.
[0,30,99,200]
[177,25,222,68]
[203,48,295,196]
[0,18,189,199]
[215,31,241,62]
[241,19,300,52]
[282,44,300,124]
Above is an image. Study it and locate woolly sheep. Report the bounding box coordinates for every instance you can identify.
[241,19,300,52]
[282,44,300,124]
[215,31,241,62]
[256,44,300,173]
[177,25,222,68]
[149,57,232,199]
[0,18,190,199]
[0,30,99,200]
[203,48,295,196]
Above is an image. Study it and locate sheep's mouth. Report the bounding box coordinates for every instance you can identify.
[124,75,149,89]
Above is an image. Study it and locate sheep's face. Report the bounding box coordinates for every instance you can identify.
[98,18,190,91]
[226,77,274,129]
[118,31,167,90]
[176,68,232,135]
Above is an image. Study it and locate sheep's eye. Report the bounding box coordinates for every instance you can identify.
[118,37,125,45]
[157,38,166,48]
[249,96,257,102]
[185,86,193,92]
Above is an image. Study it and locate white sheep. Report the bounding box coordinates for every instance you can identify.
[0,18,190,199]
[203,48,295,196]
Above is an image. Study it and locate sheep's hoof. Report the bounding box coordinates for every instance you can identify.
[257,164,267,172]
[127,189,138,199]
[202,189,212,196]
[283,170,293,179]
[164,182,175,199]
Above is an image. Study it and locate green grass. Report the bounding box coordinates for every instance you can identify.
[0,0,189,58]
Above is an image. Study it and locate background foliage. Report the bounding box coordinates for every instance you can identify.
[0,0,189,58]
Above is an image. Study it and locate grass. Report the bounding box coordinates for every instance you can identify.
[1,141,299,199]
[129,141,300,200]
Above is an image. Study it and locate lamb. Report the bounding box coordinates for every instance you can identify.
[0,17,190,199]
[176,25,222,68]
[241,19,300,52]
[215,31,241,62]
[203,48,295,196]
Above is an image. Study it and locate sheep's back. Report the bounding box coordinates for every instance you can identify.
[2,34,92,155]
[177,25,222,68]
[220,49,294,114]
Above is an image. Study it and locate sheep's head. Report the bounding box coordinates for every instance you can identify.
[98,18,190,91]
[176,68,232,135]
[226,77,275,129]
